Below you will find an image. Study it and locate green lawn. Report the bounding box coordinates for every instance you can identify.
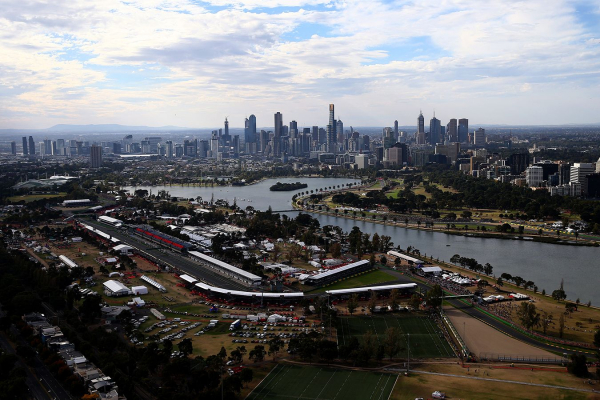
[310,269,396,293]
[8,193,67,203]
[337,315,455,359]
[247,364,397,400]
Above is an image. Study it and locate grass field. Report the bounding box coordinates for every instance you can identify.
[247,364,397,400]
[337,315,455,359]
[309,269,397,293]
[8,192,67,203]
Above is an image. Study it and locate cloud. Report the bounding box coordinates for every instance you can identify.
[0,0,599,128]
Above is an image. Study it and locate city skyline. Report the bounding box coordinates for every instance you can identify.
[1,0,600,129]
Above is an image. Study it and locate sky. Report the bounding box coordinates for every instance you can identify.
[1,0,600,129]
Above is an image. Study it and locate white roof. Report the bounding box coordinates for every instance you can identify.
[140,275,166,291]
[307,260,369,282]
[99,215,122,224]
[179,274,198,284]
[326,283,417,295]
[421,266,442,273]
[59,255,78,268]
[387,250,423,264]
[113,244,133,251]
[189,251,261,282]
[195,282,303,299]
[103,280,130,294]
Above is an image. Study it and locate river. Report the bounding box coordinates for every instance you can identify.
[125,178,598,305]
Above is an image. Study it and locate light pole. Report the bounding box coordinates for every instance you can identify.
[406,333,410,374]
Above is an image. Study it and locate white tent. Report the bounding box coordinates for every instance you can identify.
[131,285,148,295]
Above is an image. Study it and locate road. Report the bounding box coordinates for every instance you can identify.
[0,331,72,400]
[82,219,249,291]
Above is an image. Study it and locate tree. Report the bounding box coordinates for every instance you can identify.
[425,285,443,309]
[368,292,377,313]
[249,345,266,363]
[567,353,589,377]
[483,263,493,276]
[347,294,359,315]
[388,289,400,312]
[178,338,193,357]
[330,243,342,259]
[552,288,567,302]
[516,302,541,331]
[559,313,565,338]
[379,255,387,265]
[369,253,376,267]
[239,367,253,387]
[383,327,402,360]
[268,337,284,359]
[408,293,421,310]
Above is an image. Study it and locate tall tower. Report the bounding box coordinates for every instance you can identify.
[417,111,425,134]
[429,115,441,145]
[394,120,399,138]
[28,136,35,155]
[458,118,469,143]
[274,112,283,157]
[245,114,257,144]
[327,104,336,152]
[447,118,458,142]
[22,137,28,155]
[90,144,102,168]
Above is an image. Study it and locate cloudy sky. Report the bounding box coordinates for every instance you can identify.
[1,0,600,129]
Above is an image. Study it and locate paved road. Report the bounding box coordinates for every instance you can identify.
[82,219,249,291]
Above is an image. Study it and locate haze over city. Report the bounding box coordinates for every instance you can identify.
[2,0,600,129]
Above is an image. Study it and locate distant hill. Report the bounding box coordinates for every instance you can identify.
[46,124,189,133]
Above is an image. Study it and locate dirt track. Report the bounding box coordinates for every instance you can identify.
[444,307,556,358]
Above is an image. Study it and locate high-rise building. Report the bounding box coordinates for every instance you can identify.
[526,166,544,187]
[244,114,257,145]
[327,104,336,152]
[28,136,35,155]
[473,128,486,145]
[336,119,343,138]
[289,120,298,138]
[394,120,398,137]
[429,116,441,145]
[90,144,102,168]
[259,130,269,154]
[417,111,425,134]
[11,141,16,155]
[165,140,173,158]
[458,118,469,143]
[570,163,596,195]
[274,112,283,157]
[22,137,28,155]
[447,119,457,142]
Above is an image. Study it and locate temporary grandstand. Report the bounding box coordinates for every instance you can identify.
[133,225,194,252]
[194,282,303,304]
[178,274,198,286]
[79,223,121,244]
[98,215,123,227]
[387,250,424,265]
[62,199,92,207]
[189,251,262,286]
[326,283,417,297]
[140,275,167,293]
[302,260,371,286]
[58,255,79,269]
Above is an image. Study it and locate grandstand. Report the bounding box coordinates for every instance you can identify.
[98,215,123,227]
[302,260,371,286]
[189,251,262,286]
[194,282,303,304]
[178,274,198,286]
[326,283,417,298]
[79,223,121,244]
[133,225,195,253]
[140,275,167,293]
[387,250,424,265]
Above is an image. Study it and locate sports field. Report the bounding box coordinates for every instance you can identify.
[337,315,455,359]
[247,364,397,400]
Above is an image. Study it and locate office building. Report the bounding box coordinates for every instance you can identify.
[570,163,596,195]
[28,136,35,155]
[526,166,544,187]
[429,116,441,145]
[447,119,457,142]
[326,104,336,153]
[458,118,468,143]
[274,112,283,157]
[11,141,16,155]
[90,145,102,168]
[417,111,425,134]
[473,128,486,145]
[22,137,28,155]
[244,115,257,146]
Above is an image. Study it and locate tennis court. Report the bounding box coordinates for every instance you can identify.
[247,364,397,400]
[337,314,455,358]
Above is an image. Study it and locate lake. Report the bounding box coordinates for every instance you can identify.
[126,178,598,305]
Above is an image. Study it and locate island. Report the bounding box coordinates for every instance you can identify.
[269,181,308,191]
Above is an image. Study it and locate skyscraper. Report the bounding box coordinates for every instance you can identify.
[28,136,35,155]
[244,114,257,145]
[429,116,441,145]
[90,144,102,168]
[22,137,28,155]
[394,120,398,137]
[473,128,486,145]
[458,118,469,143]
[11,141,16,155]
[274,112,283,157]
[417,111,425,134]
[289,120,298,138]
[327,104,336,152]
[447,119,457,142]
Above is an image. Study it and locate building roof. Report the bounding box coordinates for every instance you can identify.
[326,283,417,295]
[103,280,130,294]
